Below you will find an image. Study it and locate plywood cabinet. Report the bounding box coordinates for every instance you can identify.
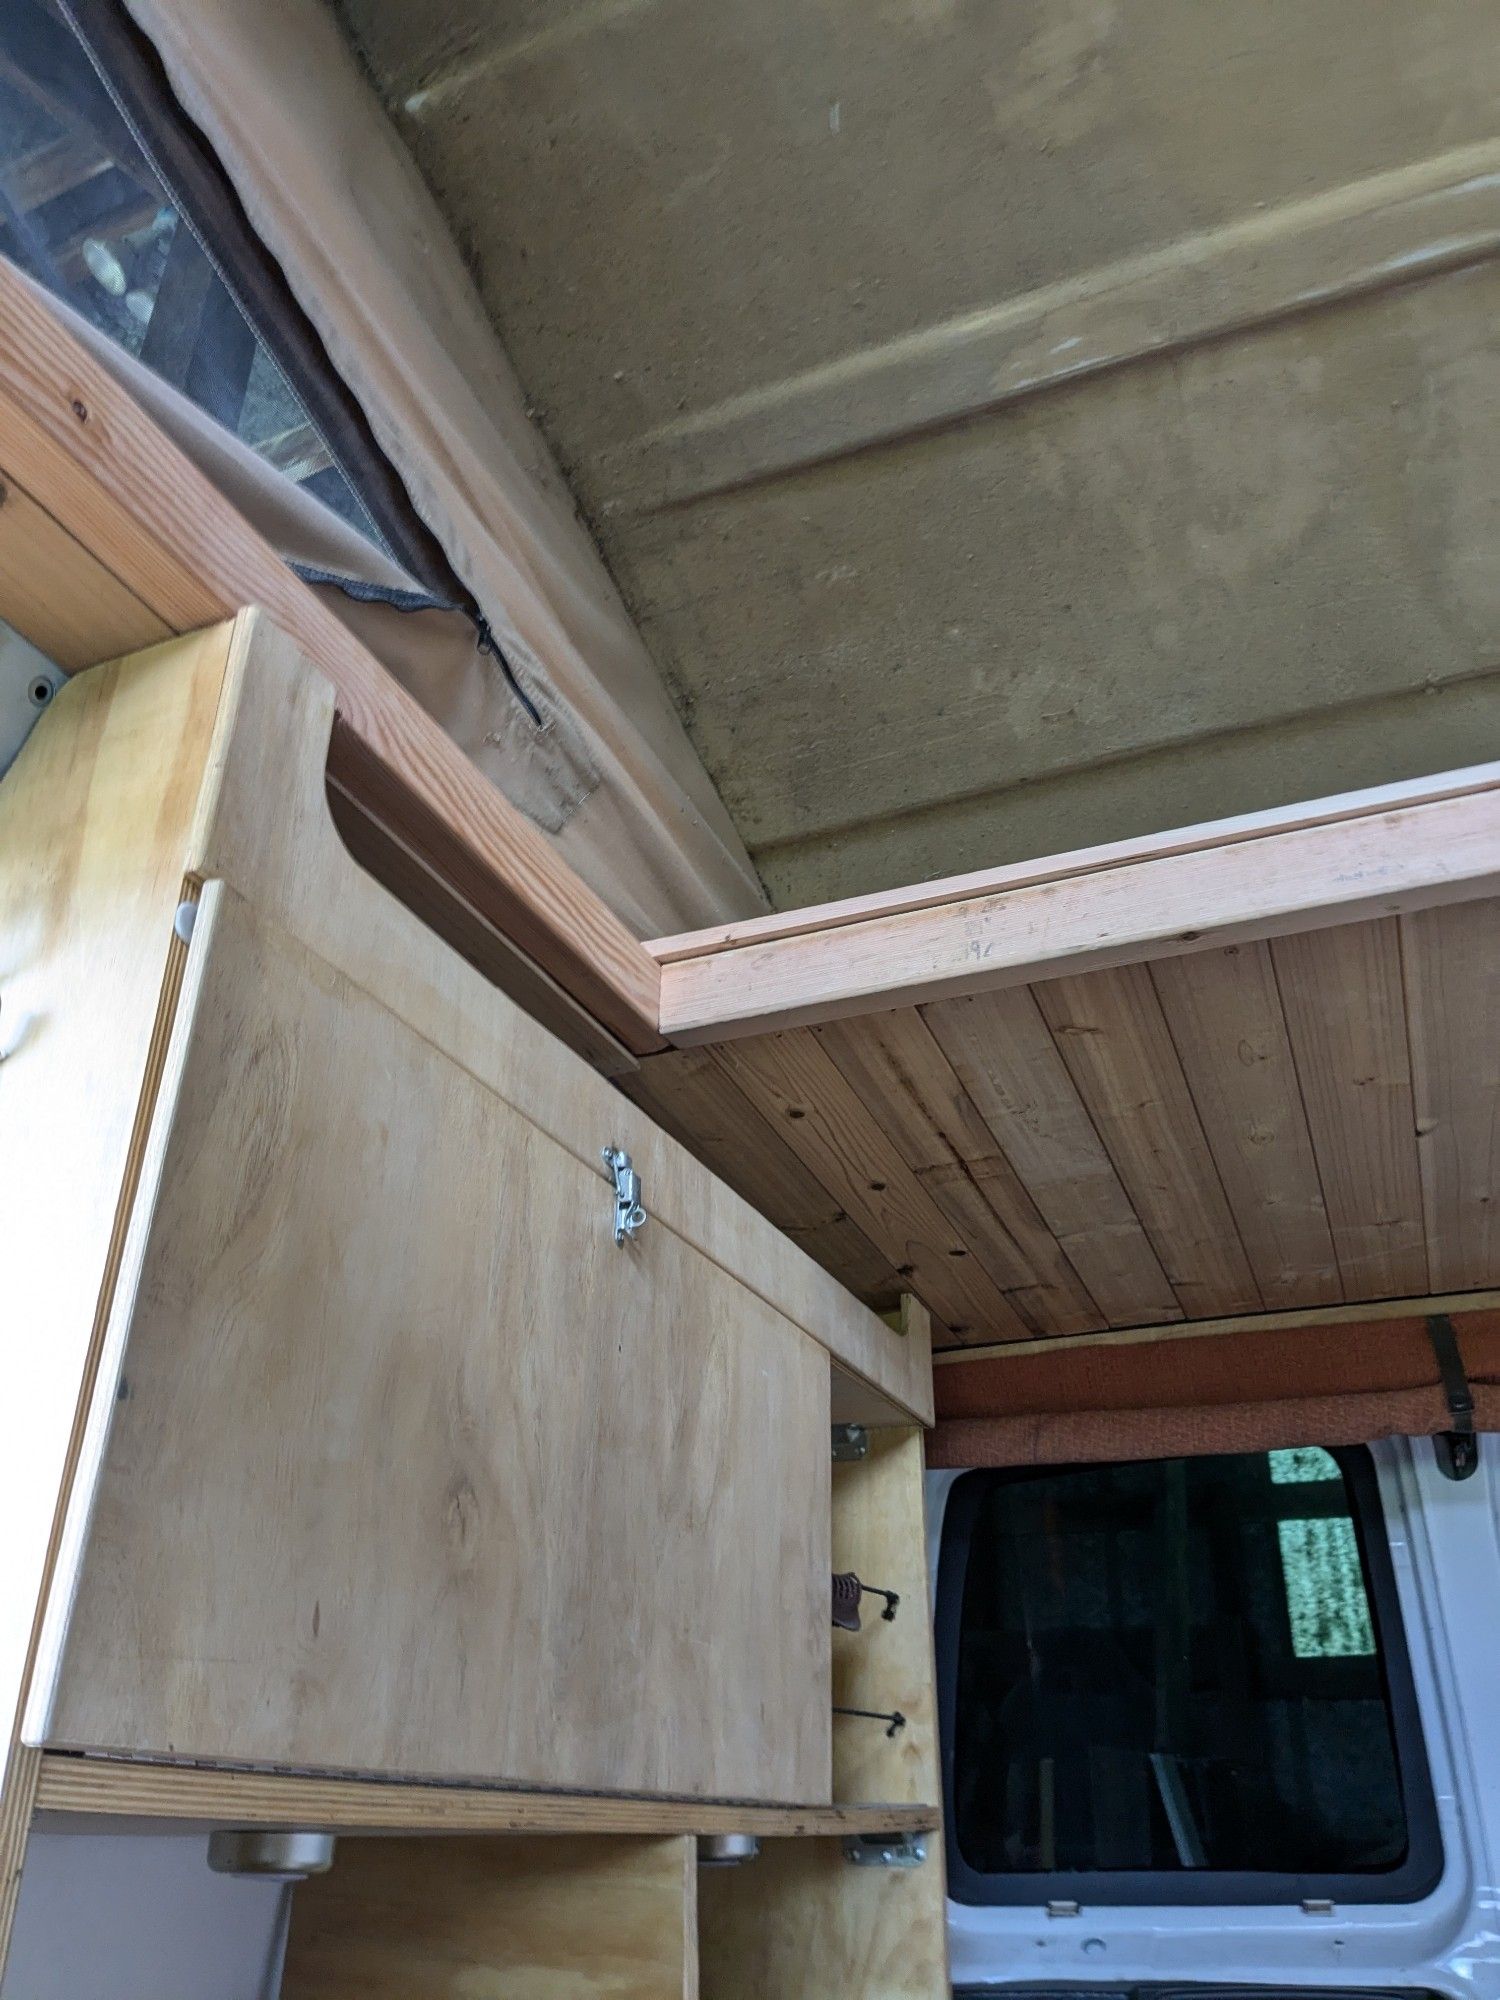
[47,885,830,1798]
[2,610,915,1814]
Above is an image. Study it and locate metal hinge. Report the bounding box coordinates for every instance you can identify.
[603,1145,646,1244]
[842,1832,927,1869]
[0,620,64,780]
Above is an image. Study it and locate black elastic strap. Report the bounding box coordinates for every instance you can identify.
[1427,1315,1475,1433]
[1426,1314,1479,1480]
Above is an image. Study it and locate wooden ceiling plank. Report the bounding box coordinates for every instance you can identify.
[0,465,170,667]
[921,987,1183,1327]
[815,1009,1104,1336]
[0,263,664,1054]
[618,1048,903,1305]
[711,1028,1032,1342]
[1151,942,1342,1311]
[655,789,1500,1044]
[1401,899,1500,1292]
[1271,920,1428,1299]
[1033,964,1262,1319]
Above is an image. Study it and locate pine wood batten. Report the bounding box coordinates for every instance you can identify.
[650,782,1500,1045]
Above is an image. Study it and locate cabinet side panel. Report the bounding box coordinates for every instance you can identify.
[50,889,831,1803]
[0,634,226,1779]
[282,1835,696,1999]
[188,613,919,1422]
[831,1429,941,1808]
[698,1838,948,2000]
[0,629,227,1984]
[699,1430,950,1999]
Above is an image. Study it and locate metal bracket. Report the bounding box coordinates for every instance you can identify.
[831,1422,869,1461]
[842,1832,927,1869]
[0,620,64,781]
[1434,1429,1479,1481]
[603,1145,646,1244]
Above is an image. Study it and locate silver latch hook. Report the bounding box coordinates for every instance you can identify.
[603,1145,646,1244]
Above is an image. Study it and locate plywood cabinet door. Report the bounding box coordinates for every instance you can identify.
[46,885,831,1804]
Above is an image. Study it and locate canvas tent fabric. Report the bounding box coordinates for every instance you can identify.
[930,1312,1500,1468]
[112,0,766,941]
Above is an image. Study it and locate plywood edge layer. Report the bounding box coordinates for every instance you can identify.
[33,1758,938,1839]
[0,1746,41,1973]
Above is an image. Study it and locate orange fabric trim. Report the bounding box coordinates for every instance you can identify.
[930,1312,1500,1467]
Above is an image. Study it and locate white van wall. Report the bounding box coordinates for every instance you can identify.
[1,1831,288,2000]
[929,1439,1500,1997]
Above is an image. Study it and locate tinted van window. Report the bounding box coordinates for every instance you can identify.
[937,1448,1440,1904]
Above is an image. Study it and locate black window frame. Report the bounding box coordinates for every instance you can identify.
[53,0,452,589]
[934,1447,1444,1908]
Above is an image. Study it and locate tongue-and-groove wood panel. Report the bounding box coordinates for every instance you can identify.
[633,905,1500,1348]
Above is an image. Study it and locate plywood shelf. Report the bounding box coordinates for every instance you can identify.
[34,1755,938,1841]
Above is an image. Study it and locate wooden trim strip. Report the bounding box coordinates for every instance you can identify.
[0,262,663,1054]
[656,789,1500,1044]
[930,1287,1500,1366]
[33,1756,938,1840]
[649,762,1500,963]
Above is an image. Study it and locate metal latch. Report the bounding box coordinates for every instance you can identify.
[842,1832,927,1869]
[603,1145,646,1244]
[0,619,64,780]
